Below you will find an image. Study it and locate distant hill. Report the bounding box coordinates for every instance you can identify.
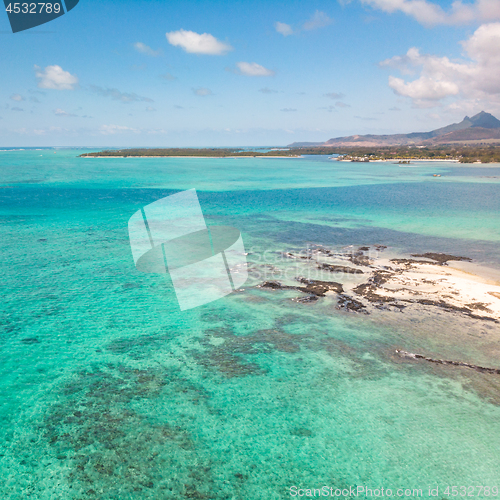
[288,111,500,147]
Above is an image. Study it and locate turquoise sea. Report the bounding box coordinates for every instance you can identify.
[1,149,500,499]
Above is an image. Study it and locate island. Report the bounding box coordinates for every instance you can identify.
[80,145,500,163]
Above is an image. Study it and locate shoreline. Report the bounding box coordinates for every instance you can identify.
[337,158,461,163]
[80,155,302,159]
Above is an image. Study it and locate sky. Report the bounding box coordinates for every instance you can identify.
[1,0,500,147]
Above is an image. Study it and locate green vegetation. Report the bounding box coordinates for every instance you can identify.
[80,146,354,158]
[335,145,500,163]
[80,148,300,158]
[80,145,500,163]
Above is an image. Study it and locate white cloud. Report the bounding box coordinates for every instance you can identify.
[10,94,25,101]
[145,106,156,112]
[236,62,275,77]
[388,75,460,100]
[166,29,232,55]
[381,23,500,107]
[275,21,293,36]
[35,65,78,90]
[360,0,500,26]
[133,42,162,57]
[99,125,139,135]
[89,85,153,103]
[336,101,351,108]
[193,87,213,96]
[303,10,334,30]
[280,108,297,112]
[54,108,77,117]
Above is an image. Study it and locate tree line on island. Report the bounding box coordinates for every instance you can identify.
[80,145,500,163]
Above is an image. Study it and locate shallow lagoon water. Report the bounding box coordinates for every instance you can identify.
[1,150,500,499]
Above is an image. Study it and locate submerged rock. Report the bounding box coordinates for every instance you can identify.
[260,281,284,290]
[317,263,364,274]
[395,349,500,375]
[294,295,318,304]
[337,294,366,312]
[295,277,344,296]
[259,278,343,299]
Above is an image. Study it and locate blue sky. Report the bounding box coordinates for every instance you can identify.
[1,0,499,146]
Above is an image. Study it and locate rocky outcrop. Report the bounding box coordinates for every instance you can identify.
[256,243,500,322]
[410,253,472,265]
[395,350,500,375]
[317,263,364,274]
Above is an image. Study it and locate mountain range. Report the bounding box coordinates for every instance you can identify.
[289,111,500,148]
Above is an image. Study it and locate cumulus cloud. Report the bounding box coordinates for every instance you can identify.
[360,0,500,26]
[145,106,156,112]
[275,21,293,36]
[89,85,154,103]
[35,65,78,90]
[380,23,500,107]
[166,29,232,55]
[10,94,25,101]
[336,101,351,108]
[11,107,24,111]
[236,62,275,77]
[303,10,334,30]
[193,87,213,96]
[133,42,162,57]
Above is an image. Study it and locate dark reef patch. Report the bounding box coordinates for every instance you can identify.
[40,364,214,498]
[106,332,174,359]
[21,337,40,344]
[194,327,308,378]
